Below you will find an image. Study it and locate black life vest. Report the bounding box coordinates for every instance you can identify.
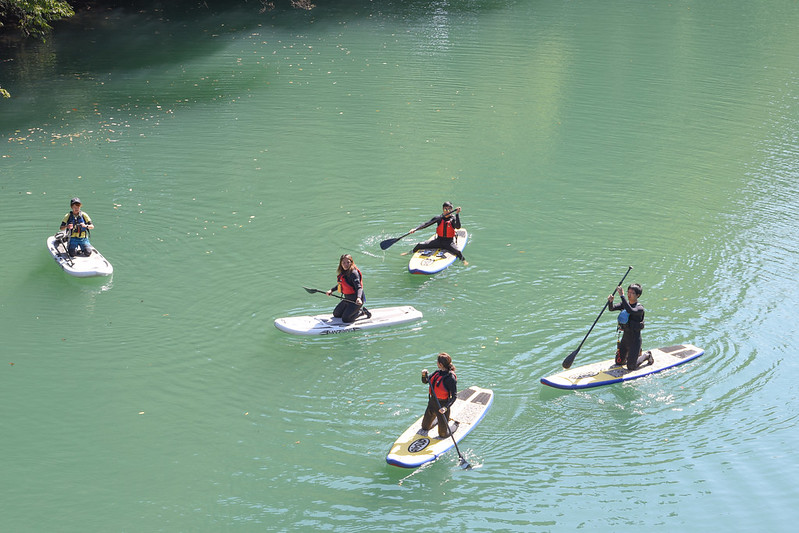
[66,211,90,238]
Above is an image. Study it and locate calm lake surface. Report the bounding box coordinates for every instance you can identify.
[2,1,798,531]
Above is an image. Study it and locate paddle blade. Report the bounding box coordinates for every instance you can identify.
[562,349,579,369]
[302,286,321,294]
[380,237,399,250]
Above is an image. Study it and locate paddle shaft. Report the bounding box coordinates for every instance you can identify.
[302,287,369,318]
[55,232,75,267]
[380,207,462,250]
[379,230,414,250]
[561,266,633,369]
[303,287,346,300]
[430,381,469,468]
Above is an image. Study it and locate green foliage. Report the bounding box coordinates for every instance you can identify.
[0,0,74,97]
[0,0,75,39]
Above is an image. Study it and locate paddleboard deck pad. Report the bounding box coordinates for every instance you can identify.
[540,344,704,390]
[274,305,423,336]
[408,228,468,275]
[386,385,493,468]
[46,232,113,277]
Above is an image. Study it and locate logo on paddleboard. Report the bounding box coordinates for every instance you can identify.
[408,438,430,452]
[321,328,360,335]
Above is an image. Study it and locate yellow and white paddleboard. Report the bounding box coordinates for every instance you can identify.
[408,228,468,275]
[386,385,493,468]
[540,344,704,390]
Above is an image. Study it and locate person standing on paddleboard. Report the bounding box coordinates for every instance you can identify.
[60,197,95,257]
[608,283,652,370]
[406,201,468,265]
[326,254,370,322]
[421,353,458,439]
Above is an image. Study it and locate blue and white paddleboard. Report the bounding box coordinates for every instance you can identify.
[540,344,704,390]
[386,385,493,468]
[408,228,468,275]
[274,305,423,336]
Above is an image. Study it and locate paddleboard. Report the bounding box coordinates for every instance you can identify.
[408,228,468,275]
[46,232,113,277]
[274,305,423,336]
[540,343,704,390]
[386,385,493,468]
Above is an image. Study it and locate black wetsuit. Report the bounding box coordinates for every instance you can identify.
[421,369,458,438]
[411,212,465,261]
[609,297,646,370]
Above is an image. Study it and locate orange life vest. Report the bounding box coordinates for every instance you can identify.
[337,267,363,295]
[436,216,456,238]
[430,370,455,400]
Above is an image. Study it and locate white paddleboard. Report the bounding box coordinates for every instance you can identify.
[408,228,468,275]
[540,343,704,390]
[274,305,423,336]
[386,385,493,468]
[46,233,113,278]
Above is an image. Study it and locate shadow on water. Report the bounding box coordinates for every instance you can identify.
[1,0,510,130]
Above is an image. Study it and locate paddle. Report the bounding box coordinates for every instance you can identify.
[380,230,415,250]
[430,383,470,470]
[55,231,75,267]
[303,286,345,300]
[561,266,633,369]
[302,287,371,318]
[380,207,461,250]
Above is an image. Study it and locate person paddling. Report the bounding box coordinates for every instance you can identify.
[59,197,95,257]
[608,283,652,370]
[421,353,458,439]
[404,201,468,265]
[326,254,370,322]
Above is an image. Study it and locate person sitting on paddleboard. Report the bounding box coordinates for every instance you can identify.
[59,197,95,257]
[421,353,458,439]
[406,201,468,265]
[608,283,652,370]
[326,254,370,322]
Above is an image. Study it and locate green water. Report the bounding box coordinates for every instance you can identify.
[2,1,798,531]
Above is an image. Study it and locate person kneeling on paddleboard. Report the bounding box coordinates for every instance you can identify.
[421,353,458,439]
[59,197,95,257]
[608,283,652,370]
[326,253,370,322]
[407,201,468,265]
